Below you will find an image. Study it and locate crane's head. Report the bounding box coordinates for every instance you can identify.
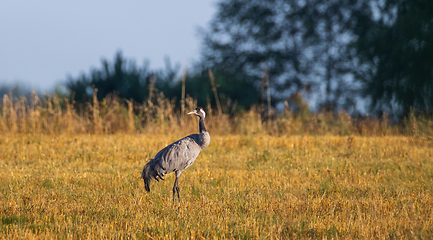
[188,107,206,119]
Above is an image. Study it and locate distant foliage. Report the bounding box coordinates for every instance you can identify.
[199,0,433,117]
[353,0,433,116]
[66,51,152,103]
[0,83,32,99]
[200,0,364,113]
[65,51,260,111]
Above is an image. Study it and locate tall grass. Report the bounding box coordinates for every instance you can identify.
[0,90,432,136]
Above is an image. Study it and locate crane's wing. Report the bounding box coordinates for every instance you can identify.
[152,134,201,177]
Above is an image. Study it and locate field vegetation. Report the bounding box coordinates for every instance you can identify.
[0,92,433,239]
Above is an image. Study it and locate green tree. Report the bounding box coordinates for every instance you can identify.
[66,51,151,103]
[183,71,261,112]
[353,0,433,116]
[65,51,260,112]
[200,0,363,112]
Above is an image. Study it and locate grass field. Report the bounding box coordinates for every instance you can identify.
[0,134,432,239]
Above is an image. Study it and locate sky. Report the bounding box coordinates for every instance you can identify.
[0,1,217,91]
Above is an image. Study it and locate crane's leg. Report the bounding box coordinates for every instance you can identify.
[172,171,181,203]
[172,177,176,203]
[175,171,181,203]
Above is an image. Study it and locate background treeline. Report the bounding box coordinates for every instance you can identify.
[1,0,433,133]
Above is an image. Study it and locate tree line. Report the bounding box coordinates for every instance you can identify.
[62,0,433,118]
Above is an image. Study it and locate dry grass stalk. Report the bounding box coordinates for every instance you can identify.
[3,94,18,133]
[208,69,222,115]
[127,99,134,134]
[64,98,73,134]
[91,88,102,134]
[18,97,27,133]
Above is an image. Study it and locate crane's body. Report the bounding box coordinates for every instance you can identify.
[141,107,209,203]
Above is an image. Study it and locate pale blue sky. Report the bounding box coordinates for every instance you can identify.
[0,1,216,90]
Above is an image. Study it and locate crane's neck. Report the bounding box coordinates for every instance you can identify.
[198,117,210,149]
[199,117,207,133]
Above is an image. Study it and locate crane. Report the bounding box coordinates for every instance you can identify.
[141,107,210,203]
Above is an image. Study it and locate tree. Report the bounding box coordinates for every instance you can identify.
[66,51,151,103]
[304,0,366,112]
[353,0,433,116]
[200,0,363,113]
[65,51,260,112]
[183,71,261,112]
[0,83,32,100]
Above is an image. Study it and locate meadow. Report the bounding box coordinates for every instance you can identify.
[1,133,432,239]
[1,92,433,238]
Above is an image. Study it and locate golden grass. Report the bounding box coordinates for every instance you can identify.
[1,134,432,239]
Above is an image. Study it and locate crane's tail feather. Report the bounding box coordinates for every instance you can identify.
[144,179,150,192]
[142,160,166,192]
[142,162,153,192]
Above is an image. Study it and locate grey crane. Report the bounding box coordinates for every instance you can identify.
[141,107,210,203]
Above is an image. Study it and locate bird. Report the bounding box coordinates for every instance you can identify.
[141,107,210,203]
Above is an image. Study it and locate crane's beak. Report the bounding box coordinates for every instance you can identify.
[187,110,197,115]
